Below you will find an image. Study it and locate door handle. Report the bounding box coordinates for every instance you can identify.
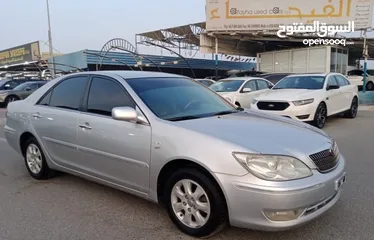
[32,113,42,119]
[79,122,92,130]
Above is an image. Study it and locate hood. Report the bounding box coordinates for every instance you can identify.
[256,89,321,101]
[175,110,332,164]
[0,90,12,94]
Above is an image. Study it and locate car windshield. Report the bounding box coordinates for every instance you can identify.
[273,76,325,90]
[13,82,31,90]
[209,80,244,92]
[126,77,238,121]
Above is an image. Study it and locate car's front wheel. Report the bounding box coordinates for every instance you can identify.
[164,168,227,238]
[23,137,56,180]
[4,95,20,107]
[312,103,327,129]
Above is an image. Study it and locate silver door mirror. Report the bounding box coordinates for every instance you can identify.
[242,87,252,93]
[112,107,148,124]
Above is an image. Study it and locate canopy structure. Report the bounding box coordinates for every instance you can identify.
[137,21,374,64]
[136,22,205,54]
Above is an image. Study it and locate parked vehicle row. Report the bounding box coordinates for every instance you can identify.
[0,79,47,107]
[209,73,358,129]
[347,69,374,91]
[5,71,347,238]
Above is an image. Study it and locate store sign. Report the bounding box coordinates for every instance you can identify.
[0,41,41,67]
[206,0,374,31]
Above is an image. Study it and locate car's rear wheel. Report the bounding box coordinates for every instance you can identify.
[312,103,327,129]
[344,97,358,118]
[366,81,374,91]
[4,95,20,107]
[23,137,56,180]
[164,168,227,238]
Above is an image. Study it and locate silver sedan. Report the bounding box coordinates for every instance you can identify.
[4,71,346,238]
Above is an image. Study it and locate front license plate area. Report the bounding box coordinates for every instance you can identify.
[335,173,346,191]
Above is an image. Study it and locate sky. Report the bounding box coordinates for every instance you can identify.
[0,0,206,55]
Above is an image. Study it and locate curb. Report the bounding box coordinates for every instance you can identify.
[358,105,374,111]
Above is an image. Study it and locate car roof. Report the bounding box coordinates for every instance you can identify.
[285,73,331,77]
[91,71,185,79]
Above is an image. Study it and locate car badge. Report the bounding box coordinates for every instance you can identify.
[268,104,275,107]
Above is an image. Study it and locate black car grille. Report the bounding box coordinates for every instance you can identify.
[309,148,339,172]
[257,101,290,111]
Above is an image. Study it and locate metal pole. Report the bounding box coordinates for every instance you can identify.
[215,37,218,80]
[46,0,55,77]
[363,30,368,93]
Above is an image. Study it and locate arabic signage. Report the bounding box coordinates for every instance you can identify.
[0,41,41,68]
[206,0,374,31]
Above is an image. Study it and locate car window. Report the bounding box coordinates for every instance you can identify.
[273,76,325,90]
[199,80,214,87]
[38,91,52,106]
[86,77,135,116]
[348,70,363,76]
[334,75,349,86]
[126,77,236,121]
[4,80,19,89]
[28,83,40,90]
[210,80,244,92]
[256,80,270,90]
[242,80,257,91]
[264,74,289,84]
[48,76,88,110]
[327,76,339,86]
[38,83,46,88]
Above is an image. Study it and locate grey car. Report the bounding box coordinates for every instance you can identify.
[0,81,46,107]
[4,71,346,238]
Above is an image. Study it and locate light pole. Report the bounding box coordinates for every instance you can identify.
[46,0,55,77]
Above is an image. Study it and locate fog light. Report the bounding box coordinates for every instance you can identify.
[264,209,305,221]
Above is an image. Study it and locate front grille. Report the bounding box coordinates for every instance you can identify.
[309,148,339,172]
[257,101,290,111]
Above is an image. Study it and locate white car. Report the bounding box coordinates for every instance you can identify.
[347,69,374,91]
[250,73,359,129]
[209,77,274,108]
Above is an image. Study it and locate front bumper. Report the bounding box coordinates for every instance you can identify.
[214,155,346,231]
[250,102,318,122]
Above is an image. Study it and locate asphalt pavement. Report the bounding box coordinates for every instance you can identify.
[0,108,374,240]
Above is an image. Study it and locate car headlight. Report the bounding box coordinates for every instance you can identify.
[292,98,314,106]
[252,98,258,104]
[232,152,313,181]
[224,97,232,102]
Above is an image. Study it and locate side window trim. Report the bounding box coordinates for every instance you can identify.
[35,75,90,111]
[81,75,137,117]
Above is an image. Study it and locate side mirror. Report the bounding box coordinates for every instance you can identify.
[242,87,252,93]
[4,84,10,89]
[25,87,32,91]
[327,85,340,90]
[111,107,148,124]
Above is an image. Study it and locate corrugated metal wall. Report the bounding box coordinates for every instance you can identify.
[53,50,254,72]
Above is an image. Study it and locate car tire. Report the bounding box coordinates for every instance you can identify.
[344,97,358,119]
[366,81,374,91]
[164,168,227,238]
[4,95,20,107]
[312,103,327,129]
[23,137,56,180]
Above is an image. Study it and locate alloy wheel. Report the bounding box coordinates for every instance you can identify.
[351,98,358,117]
[170,179,211,229]
[316,105,326,128]
[26,144,43,174]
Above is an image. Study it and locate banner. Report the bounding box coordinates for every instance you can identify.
[0,41,41,67]
[206,0,374,31]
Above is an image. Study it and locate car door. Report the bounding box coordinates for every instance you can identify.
[325,75,342,115]
[334,75,352,111]
[30,76,89,167]
[76,75,151,193]
[236,80,258,108]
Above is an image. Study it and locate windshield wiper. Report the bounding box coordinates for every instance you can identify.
[213,109,239,116]
[166,115,202,121]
